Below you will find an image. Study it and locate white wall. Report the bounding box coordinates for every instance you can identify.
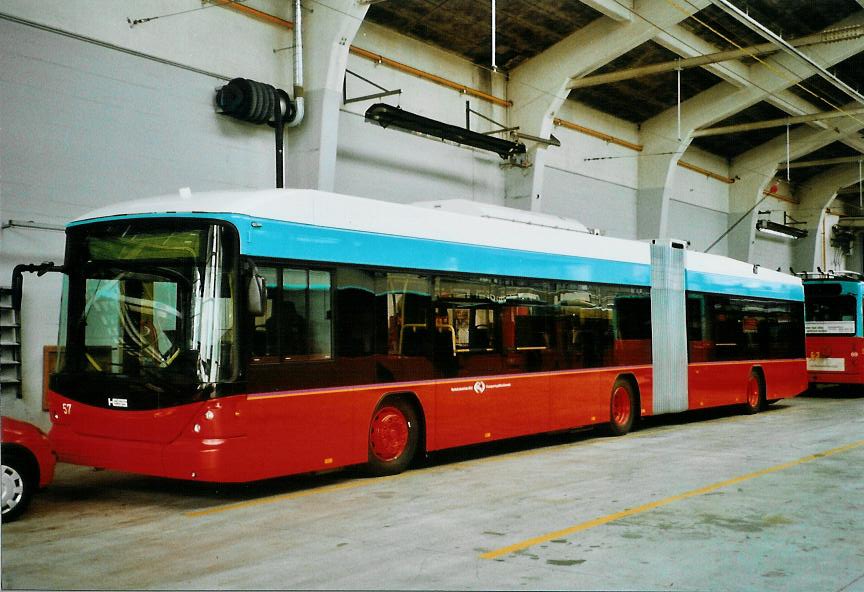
[0,10,282,423]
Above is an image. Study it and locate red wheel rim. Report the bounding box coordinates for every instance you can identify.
[370,406,409,462]
[611,386,631,427]
[747,375,760,408]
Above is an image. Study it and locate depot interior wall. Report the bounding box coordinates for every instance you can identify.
[540,100,639,238]
[666,150,732,255]
[0,4,288,424]
[336,22,507,204]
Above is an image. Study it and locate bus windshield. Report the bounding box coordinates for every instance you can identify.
[55,222,236,406]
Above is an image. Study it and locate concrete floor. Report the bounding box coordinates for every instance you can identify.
[2,390,863,591]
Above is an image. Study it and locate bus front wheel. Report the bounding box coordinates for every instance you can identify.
[367,398,419,477]
[608,379,636,436]
[743,371,765,415]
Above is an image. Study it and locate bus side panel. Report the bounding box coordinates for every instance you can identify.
[242,384,435,479]
[549,366,653,430]
[241,391,356,476]
[433,380,487,450]
[432,374,549,449]
[688,359,806,409]
[761,359,808,400]
[484,373,550,441]
[688,363,751,409]
[806,336,864,384]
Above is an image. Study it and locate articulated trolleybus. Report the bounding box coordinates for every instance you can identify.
[47,189,807,482]
[801,270,864,385]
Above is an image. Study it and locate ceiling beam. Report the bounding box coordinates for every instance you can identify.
[569,25,864,90]
[837,185,863,195]
[578,0,632,22]
[508,0,709,136]
[693,107,864,137]
[783,155,864,169]
[642,11,864,147]
[841,136,864,155]
[711,0,864,107]
[654,27,748,87]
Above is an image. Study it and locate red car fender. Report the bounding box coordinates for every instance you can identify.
[2,417,56,488]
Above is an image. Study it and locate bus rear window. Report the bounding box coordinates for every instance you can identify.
[805,295,857,335]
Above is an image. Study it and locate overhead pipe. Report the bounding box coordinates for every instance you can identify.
[212,0,295,29]
[710,0,864,107]
[285,0,305,128]
[349,46,512,107]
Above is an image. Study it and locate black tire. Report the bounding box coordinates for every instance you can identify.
[1,448,36,523]
[742,370,765,415]
[608,378,637,436]
[367,398,420,477]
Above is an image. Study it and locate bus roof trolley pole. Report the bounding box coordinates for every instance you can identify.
[11,262,66,311]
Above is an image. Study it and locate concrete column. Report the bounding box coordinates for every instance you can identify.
[283,1,367,191]
[792,164,862,272]
[504,145,547,211]
[725,171,774,262]
[636,137,688,240]
[504,0,708,211]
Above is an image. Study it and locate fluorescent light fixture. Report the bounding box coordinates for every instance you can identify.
[365,103,526,159]
[756,219,808,239]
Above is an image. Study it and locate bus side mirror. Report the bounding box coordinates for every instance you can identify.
[246,270,267,316]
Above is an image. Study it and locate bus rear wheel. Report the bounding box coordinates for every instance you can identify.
[367,398,419,477]
[608,379,636,436]
[743,371,765,415]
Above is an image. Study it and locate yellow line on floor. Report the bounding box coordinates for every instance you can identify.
[480,438,864,560]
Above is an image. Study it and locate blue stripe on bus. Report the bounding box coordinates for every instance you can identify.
[69,212,803,301]
[686,270,803,301]
[240,216,653,287]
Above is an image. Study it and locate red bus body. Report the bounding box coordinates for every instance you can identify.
[807,335,864,384]
[803,276,864,385]
[48,358,805,483]
[45,189,807,483]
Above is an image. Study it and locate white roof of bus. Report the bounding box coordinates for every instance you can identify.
[74,188,800,289]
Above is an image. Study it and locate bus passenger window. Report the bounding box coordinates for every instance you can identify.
[335,268,375,357]
[252,267,278,359]
[309,270,332,358]
[376,273,431,357]
[249,266,332,362]
[282,269,308,356]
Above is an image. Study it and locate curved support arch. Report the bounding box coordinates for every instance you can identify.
[793,164,863,273]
